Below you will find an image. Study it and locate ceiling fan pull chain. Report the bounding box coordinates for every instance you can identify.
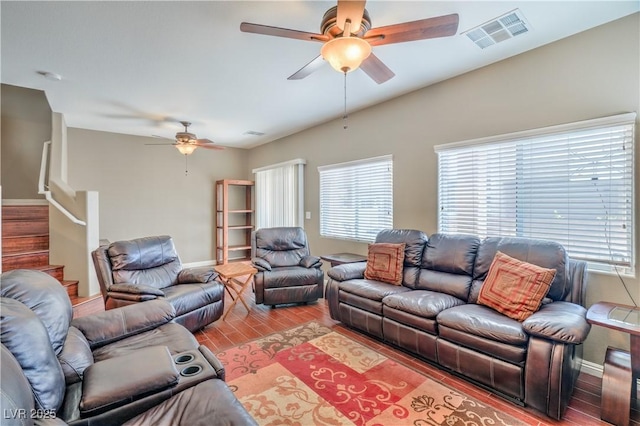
[343,71,348,130]
[184,154,189,176]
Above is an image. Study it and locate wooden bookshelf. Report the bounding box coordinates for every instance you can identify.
[215,179,254,264]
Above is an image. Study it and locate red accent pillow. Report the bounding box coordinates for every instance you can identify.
[477,251,556,321]
[364,243,406,285]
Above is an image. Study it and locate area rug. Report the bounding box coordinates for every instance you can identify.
[216,322,528,426]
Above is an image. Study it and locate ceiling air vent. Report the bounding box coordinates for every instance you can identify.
[243,130,265,136]
[464,9,530,49]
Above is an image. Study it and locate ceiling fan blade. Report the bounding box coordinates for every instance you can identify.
[144,143,176,146]
[337,0,366,34]
[195,139,224,150]
[365,13,459,46]
[240,22,329,42]
[360,53,395,84]
[288,55,326,80]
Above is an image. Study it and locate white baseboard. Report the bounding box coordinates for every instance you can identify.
[183,260,217,268]
[580,360,603,378]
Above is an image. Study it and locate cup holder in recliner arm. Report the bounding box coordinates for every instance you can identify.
[174,353,195,364]
[180,364,202,377]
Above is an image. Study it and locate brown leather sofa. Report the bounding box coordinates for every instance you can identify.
[0,269,256,426]
[251,227,324,306]
[92,235,224,332]
[326,230,591,420]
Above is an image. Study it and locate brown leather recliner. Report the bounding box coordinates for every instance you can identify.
[0,269,256,426]
[92,235,223,332]
[251,227,324,306]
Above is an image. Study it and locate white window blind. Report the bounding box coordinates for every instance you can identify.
[435,113,636,274]
[318,155,393,243]
[253,159,305,229]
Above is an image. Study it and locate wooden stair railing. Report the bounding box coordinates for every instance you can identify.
[1,204,103,317]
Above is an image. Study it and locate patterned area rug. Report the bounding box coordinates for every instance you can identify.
[216,322,527,426]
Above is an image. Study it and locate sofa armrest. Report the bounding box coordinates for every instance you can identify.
[327,262,366,281]
[109,283,164,297]
[177,266,219,284]
[71,300,176,349]
[300,255,322,269]
[252,257,272,272]
[522,302,591,344]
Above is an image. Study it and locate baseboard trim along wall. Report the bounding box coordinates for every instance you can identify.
[581,360,603,378]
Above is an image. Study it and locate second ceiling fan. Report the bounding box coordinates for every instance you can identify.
[240,0,459,84]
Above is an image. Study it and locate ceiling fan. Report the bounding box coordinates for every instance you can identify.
[147,121,224,156]
[240,0,459,84]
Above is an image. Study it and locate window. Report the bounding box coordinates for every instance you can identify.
[435,113,636,274]
[253,159,305,229]
[318,155,393,243]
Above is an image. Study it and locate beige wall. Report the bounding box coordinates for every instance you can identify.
[246,13,640,366]
[67,128,249,263]
[1,84,51,199]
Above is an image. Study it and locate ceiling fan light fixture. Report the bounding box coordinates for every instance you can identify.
[175,144,197,155]
[321,36,371,73]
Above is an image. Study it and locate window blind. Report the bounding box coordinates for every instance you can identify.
[318,155,393,243]
[254,159,305,229]
[435,113,636,273]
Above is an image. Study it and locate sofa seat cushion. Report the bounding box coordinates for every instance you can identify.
[383,290,465,320]
[437,304,529,347]
[162,282,223,316]
[339,279,411,302]
[261,266,323,289]
[92,323,199,362]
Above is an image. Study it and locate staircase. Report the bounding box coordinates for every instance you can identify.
[1,204,103,317]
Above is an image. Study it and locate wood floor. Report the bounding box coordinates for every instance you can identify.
[193,290,640,426]
[79,284,638,426]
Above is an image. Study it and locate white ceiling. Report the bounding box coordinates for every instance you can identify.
[2,1,638,149]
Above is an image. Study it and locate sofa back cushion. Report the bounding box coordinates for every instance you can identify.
[254,227,310,267]
[473,237,570,302]
[374,229,428,288]
[108,235,182,289]
[416,233,481,300]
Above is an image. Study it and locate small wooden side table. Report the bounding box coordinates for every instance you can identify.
[587,301,639,426]
[320,252,367,268]
[214,262,257,321]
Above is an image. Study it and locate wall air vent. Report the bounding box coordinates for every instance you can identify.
[464,9,530,49]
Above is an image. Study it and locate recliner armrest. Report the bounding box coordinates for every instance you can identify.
[177,266,219,284]
[80,346,179,417]
[522,301,591,344]
[252,257,272,272]
[300,255,322,269]
[71,300,176,349]
[327,262,367,281]
[109,283,164,297]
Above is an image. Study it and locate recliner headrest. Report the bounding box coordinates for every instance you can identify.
[0,269,72,355]
[256,227,308,251]
[108,235,179,270]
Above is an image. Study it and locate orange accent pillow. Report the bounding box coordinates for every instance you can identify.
[364,243,406,285]
[477,251,556,321]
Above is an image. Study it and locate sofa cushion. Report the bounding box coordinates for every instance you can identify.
[254,227,310,267]
[364,243,406,285]
[258,266,323,289]
[339,279,411,302]
[478,251,555,321]
[437,304,529,347]
[109,235,178,271]
[474,237,569,301]
[383,290,465,320]
[375,229,428,267]
[421,233,480,275]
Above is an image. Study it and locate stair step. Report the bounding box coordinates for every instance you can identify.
[2,234,49,254]
[2,250,50,270]
[26,265,65,281]
[62,280,78,298]
[71,295,104,319]
[2,205,48,221]
[2,220,48,238]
